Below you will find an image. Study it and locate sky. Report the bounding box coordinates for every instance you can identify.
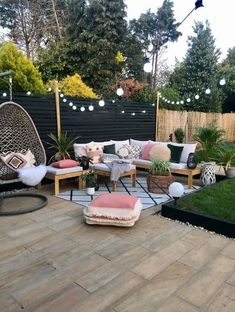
[125,0,235,68]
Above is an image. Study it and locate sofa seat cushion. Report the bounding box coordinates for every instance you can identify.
[91,162,135,172]
[133,159,188,170]
[169,162,188,169]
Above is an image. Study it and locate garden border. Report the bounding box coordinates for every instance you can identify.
[161,201,235,238]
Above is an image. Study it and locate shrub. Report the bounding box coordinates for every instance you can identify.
[174,128,185,143]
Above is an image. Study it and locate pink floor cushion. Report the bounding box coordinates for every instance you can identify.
[83,193,142,226]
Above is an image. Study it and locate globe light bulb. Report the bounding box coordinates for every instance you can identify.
[80,106,85,112]
[48,87,52,92]
[169,182,184,204]
[116,87,124,96]
[63,98,67,102]
[171,101,175,104]
[72,105,77,110]
[195,94,200,100]
[142,110,146,113]
[180,100,184,104]
[121,110,125,114]
[131,112,136,116]
[26,91,31,95]
[143,62,152,73]
[60,93,64,98]
[69,102,73,107]
[88,105,94,111]
[205,88,211,94]
[219,78,226,86]
[2,92,7,97]
[176,101,179,105]
[152,103,155,106]
[187,98,191,103]
[112,99,115,103]
[98,99,105,107]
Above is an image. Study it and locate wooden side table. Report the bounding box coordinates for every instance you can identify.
[43,166,88,195]
[170,167,202,188]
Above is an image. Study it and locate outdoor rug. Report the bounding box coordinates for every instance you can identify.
[57,176,200,210]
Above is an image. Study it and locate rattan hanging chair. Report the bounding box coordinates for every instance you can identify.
[0,101,47,184]
[0,101,47,214]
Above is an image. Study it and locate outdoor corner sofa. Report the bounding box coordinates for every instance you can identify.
[74,139,201,188]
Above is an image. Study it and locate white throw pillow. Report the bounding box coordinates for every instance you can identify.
[110,140,130,153]
[73,142,94,159]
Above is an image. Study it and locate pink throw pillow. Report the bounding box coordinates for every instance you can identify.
[142,143,155,160]
[51,159,79,168]
[90,193,138,209]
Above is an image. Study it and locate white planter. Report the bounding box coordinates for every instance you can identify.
[226,167,235,179]
[86,187,95,195]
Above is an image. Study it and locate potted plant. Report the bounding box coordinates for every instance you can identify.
[147,159,175,194]
[81,170,98,195]
[213,142,235,178]
[193,122,225,163]
[174,128,185,143]
[47,131,79,163]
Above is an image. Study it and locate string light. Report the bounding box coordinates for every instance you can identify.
[121,110,125,114]
[2,92,7,97]
[219,78,226,86]
[112,100,115,103]
[205,88,211,94]
[63,98,67,102]
[60,93,64,98]
[116,87,124,96]
[187,98,191,103]
[69,102,73,107]
[26,91,31,95]
[80,106,85,112]
[143,62,152,73]
[142,110,146,113]
[98,99,105,107]
[131,112,136,116]
[48,87,52,92]
[88,105,94,111]
[195,94,200,100]
[72,105,77,110]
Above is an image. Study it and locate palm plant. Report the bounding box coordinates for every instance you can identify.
[193,122,225,162]
[47,131,79,163]
[213,142,235,172]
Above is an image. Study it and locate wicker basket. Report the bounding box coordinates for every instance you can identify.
[147,174,175,194]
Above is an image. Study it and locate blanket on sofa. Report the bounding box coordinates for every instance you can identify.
[105,162,132,182]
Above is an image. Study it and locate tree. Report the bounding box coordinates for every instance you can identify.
[66,0,128,95]
[130,0,181,88]
[219,47,235,112]
[0,0,67,59]
[169,21,222,112]
[0,42,45,93]
[59,73,98,99]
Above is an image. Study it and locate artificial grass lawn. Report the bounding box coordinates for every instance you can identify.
[177,178,235,222]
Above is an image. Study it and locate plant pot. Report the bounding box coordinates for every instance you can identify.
[226,167,235,178]
[86,187,95,195]
[147,174,175,194]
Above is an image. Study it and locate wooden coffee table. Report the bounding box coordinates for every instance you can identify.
[170,167,202,188]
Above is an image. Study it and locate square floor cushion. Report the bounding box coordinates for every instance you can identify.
[83,193,142,227]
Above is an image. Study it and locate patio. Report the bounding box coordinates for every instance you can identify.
[1,183,235,311]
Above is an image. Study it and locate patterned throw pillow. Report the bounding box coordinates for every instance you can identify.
[128,145,141,159]
[86,145,103,163]
[116,144,132,159]
[101,153,120,163]
[0,149,36,170]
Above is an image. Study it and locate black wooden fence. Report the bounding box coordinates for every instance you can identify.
[0,92,156,158]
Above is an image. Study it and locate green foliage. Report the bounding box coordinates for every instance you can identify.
[177,179,235,222]
[130,1,181,87]
[149,159,171,175]
[174,128,185,143]
[0,42,45,93]
[66,0,128,95]
[81,170,97,188]
[212,142,235,171]
[59,74,98,98]
[47,131,80,163]
[219,47,235,113]
[169,21,223,112]
[133,86,158,103]
[193,122,225,162]
[158,87,181,110]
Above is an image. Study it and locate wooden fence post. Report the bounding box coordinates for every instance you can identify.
[54,80,61,138]
[155,91,160,141]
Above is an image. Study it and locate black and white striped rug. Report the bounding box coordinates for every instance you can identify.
[57,177,200,210]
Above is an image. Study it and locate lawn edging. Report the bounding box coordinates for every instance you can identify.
[161,201,235,239]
